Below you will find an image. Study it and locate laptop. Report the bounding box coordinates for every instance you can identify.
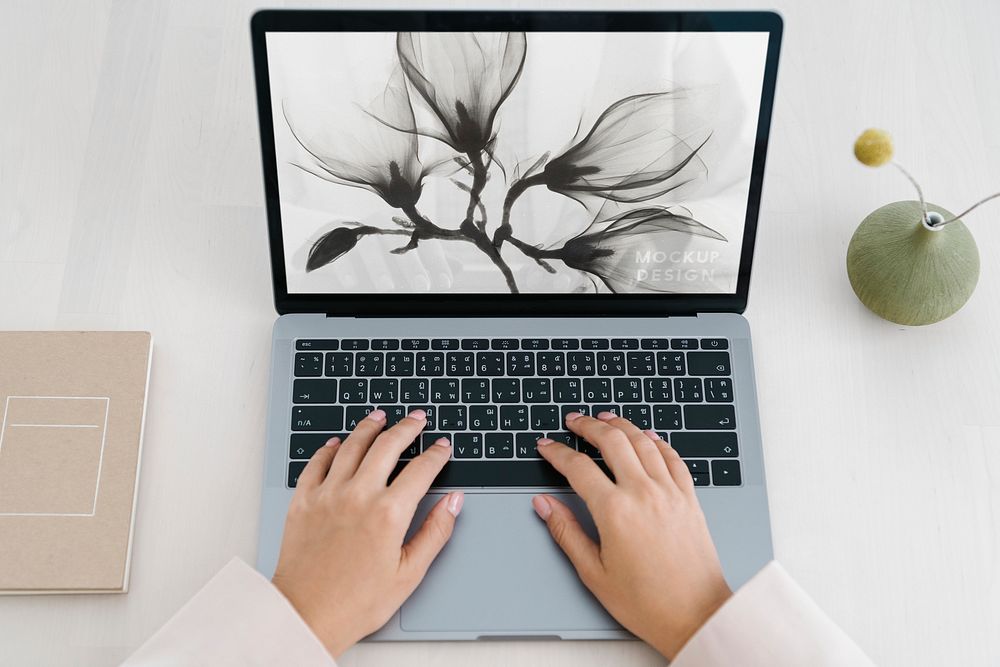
[251,10,782,641]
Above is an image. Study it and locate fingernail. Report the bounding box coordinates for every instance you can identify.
[564,411,583,422]
[536,437,554,446]
[532,495,552,520]
[407,409,426,421]
[434,437,451,448]
[324,436,341,448]
[366,409,386,422]
[447,491,464,517]
[643,429,660,441]
[597,411,616,421]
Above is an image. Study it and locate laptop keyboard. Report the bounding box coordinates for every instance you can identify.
[287,337,741,488]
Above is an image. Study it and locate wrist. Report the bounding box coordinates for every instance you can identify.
[654,587,733,660]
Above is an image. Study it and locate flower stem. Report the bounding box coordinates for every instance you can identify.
[933,191,1000,227]
[492,172,546,248]
[892,161,928,222]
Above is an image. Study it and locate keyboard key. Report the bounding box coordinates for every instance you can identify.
[407,405,437,429]
[687,352,732,376]
[345,406,375,429]
[491,338,518,350]
[523,378,551,403]
[380,405,407,427]
[690,472,710,486]
[626,352,656,376]
[611,338,639,350]
[430,378,460,403]
[476,352,505,376]
[583,378,612,402]
[338,379,367,403]
[446,352,475,376]
[581,338,610,350]
[399,440,421,459]
[485,432,513,458]
[530,405,560,430]
[461,378,490,403]
[567,352,596,376]
[684,459,709,475]
[537,352,566,376]
[469,405,498,430]
[371,339,399,350]
[515,432,544,458]
[711,460,742,486]
[597,351,626,375]
[701,338,729,350]
[402,338,429,350]
[674,378,703,402]
[437,405,467,430]
[592,404,620,417]
[684,405,735,429]
[506,352,535,376]
[294,352,324,377]
[386,352,414,376]
[431,339,460,350]
[644,378,672,402]
[491,378,520,403]
[640,338,670,350]
[522,338,549,350]
[369,378,398,403]
[325,352,353,377]
[551,338,579,350]
[461,338,490,350]
[355,352,384,377]
[288,461,307,488]
[560,404,591,422]
[621,404,652,429]
[656,352,685,376]
[421,432,450,450]
[290,433,345,460]
[705,378,734,402]
[454,433,483,458]
[579,438,601,458]
[400,378,428,403]
[293,379,336,404]
[613,378,643,403]
[547,431,576,448]
[415,352,444,376]
[653,404,682,430]
[553,378,581,403]
[671,338,697,350]
[296,339,338,351]
[341,339,369,351]
[670,432,738,458]
[291,406,344,431]
[500,405,528,430]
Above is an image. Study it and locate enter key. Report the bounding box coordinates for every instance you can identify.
[683,404,736,430]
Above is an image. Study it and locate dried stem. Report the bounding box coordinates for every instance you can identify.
[934,191,1000,227]
[892,161,928,222]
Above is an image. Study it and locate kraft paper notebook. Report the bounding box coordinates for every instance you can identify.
[0,331,152,594]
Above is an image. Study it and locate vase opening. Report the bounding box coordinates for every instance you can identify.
[922,211,945,231]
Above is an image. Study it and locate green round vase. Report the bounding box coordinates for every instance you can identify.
[847,200,980,325]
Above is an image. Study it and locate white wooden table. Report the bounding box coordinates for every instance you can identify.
[2,1,998,664]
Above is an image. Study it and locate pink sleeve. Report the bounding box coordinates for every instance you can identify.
[122,558,336,667]
[671,561,875,666]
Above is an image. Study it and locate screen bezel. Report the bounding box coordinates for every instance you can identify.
[250,10,782,316]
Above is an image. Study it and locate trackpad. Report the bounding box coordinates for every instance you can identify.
[401,492,620,634]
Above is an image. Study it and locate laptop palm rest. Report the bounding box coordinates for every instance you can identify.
[400,492,620,634]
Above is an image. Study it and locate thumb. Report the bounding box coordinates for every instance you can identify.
[401,491,463,579]
[532,495,602,584]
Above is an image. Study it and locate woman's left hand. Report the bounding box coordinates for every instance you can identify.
[271,409,463,657]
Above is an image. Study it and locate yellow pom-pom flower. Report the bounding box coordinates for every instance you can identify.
[854,129,894,167]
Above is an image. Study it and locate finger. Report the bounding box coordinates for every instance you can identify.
[647,430,695,494]
[535,437,615,505]
[389,436,452,507]
[532,494,602,585]
[597,414,670,482]
[355,409,428,484]
[295,437,341,491]
[327,409,386,481]
[401,491,463,582]
[563,413,645,481]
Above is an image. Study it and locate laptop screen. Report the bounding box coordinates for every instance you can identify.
[265,30,771,296]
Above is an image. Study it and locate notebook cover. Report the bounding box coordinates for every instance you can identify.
[0,332,152,594]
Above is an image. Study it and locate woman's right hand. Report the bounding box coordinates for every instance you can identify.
[532,412,733,661]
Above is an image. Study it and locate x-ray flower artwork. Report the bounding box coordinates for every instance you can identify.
[282,32,730,294]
